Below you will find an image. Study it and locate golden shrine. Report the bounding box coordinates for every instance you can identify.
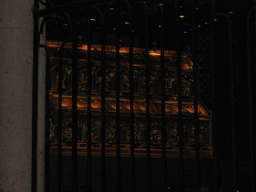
[47,41,212,158]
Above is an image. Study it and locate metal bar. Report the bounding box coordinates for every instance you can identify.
[209,1,219,191]
[115,12,122,192]
[216,12,236,192]
[83,6,104,192]
[129,11,136,192]
[153,4,167,192]
[101,18,107,192]
[57,40,66,192]
[228,15,236,192]
[35,0,114,18]
[57,39,72,192]
[228,14,236,192]
[32,0,39,189]
[144,6,152,192]
[72,35,78,192]
[87,22,93,192]
[191,2,200,191]
[39,44,51,192]
[175,1,184,191]
[247,6,256,192]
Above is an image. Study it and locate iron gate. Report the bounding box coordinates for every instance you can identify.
[32,0,256,191]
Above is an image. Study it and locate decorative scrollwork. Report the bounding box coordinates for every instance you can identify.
[38,12,71,38]
[54,13,70,26]
[38,0,72,7]
[38,0,52,6]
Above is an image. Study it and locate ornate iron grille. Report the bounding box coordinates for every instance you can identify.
[32,0,256,191]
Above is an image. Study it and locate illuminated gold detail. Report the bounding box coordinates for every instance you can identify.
[77,99,87,108]
[51,94,209,117]
[47,41,194,69]
[47,40,211,158]
[62,98,71,107]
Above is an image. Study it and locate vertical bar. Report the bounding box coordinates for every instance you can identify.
[155,4,167,192]
[129,12,136,192]
[72,35,78,192]
[32,0,39,190]
[175,1,184,191]
[87,23,93,192]
[191,2,201,191]
[115,12,122,192]
[58,39,71,192]
[144,5,152,192]
[209,1,219,191]
[43,45,51,192]
[58,41,66,192]
[247,6,256,192]
[101,18,107,192]
[228,15,236,192]
[216,12,236,192]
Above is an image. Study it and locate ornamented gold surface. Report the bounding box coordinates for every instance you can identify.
[47,41,212,158]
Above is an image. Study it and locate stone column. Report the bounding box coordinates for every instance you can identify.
[0,1,45,191]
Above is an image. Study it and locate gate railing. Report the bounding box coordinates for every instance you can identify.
[32,0,256,191]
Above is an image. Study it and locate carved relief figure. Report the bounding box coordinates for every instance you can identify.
[63,117,72,141]
[106,120,116,143]
[121,70,130,93]
[79,68,87,91]
[181,74,193,96]
[165,73,176,95]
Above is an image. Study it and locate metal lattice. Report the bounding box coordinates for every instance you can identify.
[197,28,212,109]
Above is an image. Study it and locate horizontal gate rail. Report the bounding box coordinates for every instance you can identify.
[34,0,114,18]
